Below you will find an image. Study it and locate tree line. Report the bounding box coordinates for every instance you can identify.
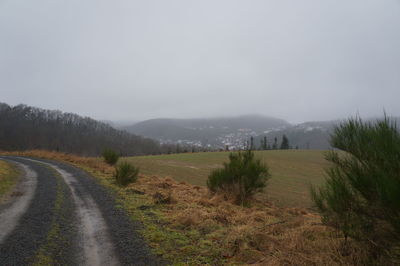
[0,103,178,156]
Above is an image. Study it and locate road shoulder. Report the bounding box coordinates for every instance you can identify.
[0,159,21,202]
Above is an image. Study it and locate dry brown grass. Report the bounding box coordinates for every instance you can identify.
[1,149,113,173]
[1,150,367,265]
[132,174,366,265]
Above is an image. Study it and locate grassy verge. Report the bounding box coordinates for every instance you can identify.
[1,150,366,265]
[0,159,20,198]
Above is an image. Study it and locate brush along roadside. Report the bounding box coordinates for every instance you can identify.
[1,150,367,265]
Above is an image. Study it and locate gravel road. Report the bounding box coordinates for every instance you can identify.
[0,156,165,266]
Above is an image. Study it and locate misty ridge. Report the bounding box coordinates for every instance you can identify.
[1,101,398,155]
[123,116,334,150]
[122,115,400,150]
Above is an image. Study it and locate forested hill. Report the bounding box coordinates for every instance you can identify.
[0,103,162,156]
[124,115,290,148]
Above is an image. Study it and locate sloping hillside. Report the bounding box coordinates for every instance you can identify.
[125,115,290,148]
[124,115,337,149]
[0,103,161,156]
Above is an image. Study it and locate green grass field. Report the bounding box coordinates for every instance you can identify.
[125,150,331,208]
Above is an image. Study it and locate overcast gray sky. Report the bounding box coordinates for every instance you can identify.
[1,0,399,123]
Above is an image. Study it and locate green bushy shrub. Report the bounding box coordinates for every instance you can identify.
[311,116,400,262]
[207,150,270,205]
[102,149,119,165]
[115,161,139,186]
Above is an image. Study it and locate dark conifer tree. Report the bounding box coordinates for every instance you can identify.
[263,136,268,150]
[311,116,400,263]
[272,137,278,150]
[250,136,254,150]
[280,135,289,149]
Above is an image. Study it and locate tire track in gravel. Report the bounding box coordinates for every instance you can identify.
[23,158,120,266]
[0,157,69,265]
[0,156,165,266]
[27,157,165,266]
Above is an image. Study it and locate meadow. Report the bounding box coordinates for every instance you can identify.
[125,150,330,208]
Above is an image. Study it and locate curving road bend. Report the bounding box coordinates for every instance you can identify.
[0,161,38,244]
[0,156,164,266]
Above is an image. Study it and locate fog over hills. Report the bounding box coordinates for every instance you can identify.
[124,115,336,150]
[124,115,400,150]
[255,120,338,150]
[125,115,289,149]
[1,100,396,152]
